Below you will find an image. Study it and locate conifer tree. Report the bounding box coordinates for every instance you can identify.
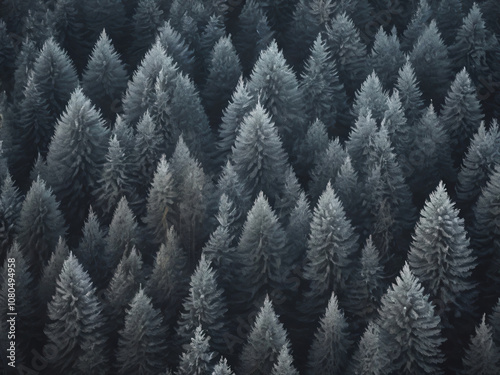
[274,167,303,226]
[247,41,306,153]
[307,292,352,375]
[44,253,108,374]
[481,0,500,36]
[347,323,389,375]
[436,0,463,46]
[489,298,500,346]
[217,77,256,163]
[395,60,425,128]
[82,30,128,122]
[81,0,125,47]
[376,264,445,375]
[45,88,109,233]
[345,111,378,178]
[0,20,15,95]
[12,38,38,104]
[75,208,108,288]
[116,289,167,375]
[462,315,500,375]
[156,20,196,77]
[447,69,486,160]
[301,183,359,322]
[105,197,138,272]
[272,345,299,375]
[298,119,329,178]
[233,0,274,75]
[352,71,389,123]
[0,175,23,252]
[199,15,226,68]
[177,255,228,355]
[401,0,433,52]
[230,103,288,203]
[239,296,290,375]
[176,325,215,375]
[324,12,368,96]
[408,182,476,319]
[409,20,452,107]
[17,177,66,275]
[39,237,69,307]
[202,36,242,126]
[212,357,234,375]
[370,27,406,90]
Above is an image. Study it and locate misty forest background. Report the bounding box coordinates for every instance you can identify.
[1,0,500,374]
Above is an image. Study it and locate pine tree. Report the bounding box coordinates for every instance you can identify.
[202,35,242,127]
[345,111,378,178]
[247,41,306,153]
[462,315,500,375]
[409,20,452,107]
[239,296,290,375]
[370,27,406,90]
[347,323,389,375]
[44,253,108,374]
[74,208,108,288]
[233,0,274,75]
[401,0,433,52]
[156,20,196,77]
[230,103,288,203]
[301,182,359,322]
[408,182,476,319]
[45,88,109,234]
[105,197,138,272]
[324,12,368,96]
[0,175,23,253]
[436,0,463,46]
[17,177,66,275]
[212,357,234,375]
[456,121,500,210]
[307,292,352,375]
[395,60,425,128]
[128,0,164,68]
[376,263,445,375]
[176,325,215,375]
[440,68,484,167]
[272,345,299,375]
[82,30,128,123]
[300,34,348,138]
[116,289,167,374]
[352,71,389,123]
[39,237,69,307]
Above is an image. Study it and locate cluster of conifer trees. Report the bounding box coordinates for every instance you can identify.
[1,0,500,374]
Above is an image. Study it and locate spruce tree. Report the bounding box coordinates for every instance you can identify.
[352,71,389,123]
[401,0,433,52]
[409,20,452,107]
[347,323,389,375]
[345,111,378,178]
[436,0,463,46]
[116,289,168,375]
[156,20,196,77]
[490,298,500,346]
[376,264,445,375]
[81,0,125,48]
[300,34,348,138]
[246,41,306,153]
[12,38,38,104]
[307,292,352,375]
[176,325,215,375]
[199,15,226,70]
[462,315,500,375]
[230,103,288,203]
[301,182,359,323]
[297,119,329,178]
[212,357,234,375]
[44,253,108,374]
[324,12,368,96]
[82,30,128,123]
[395,60,425,128]
[45,88,109,234]
[0,175,23,253]
[16,177,66,275]
[369,27,406,90]
[440,68,484,167]
[283,192,311,264]
[239,296,290,375]
[39,237,69,307]
[272,345,299,375]
[408,182,476,319]
[0,20,15,95]
[202,35,242,127]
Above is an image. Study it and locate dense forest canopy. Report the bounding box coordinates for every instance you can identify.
[1,0,500,374]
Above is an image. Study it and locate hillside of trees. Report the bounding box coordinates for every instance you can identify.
[1,0,500,374]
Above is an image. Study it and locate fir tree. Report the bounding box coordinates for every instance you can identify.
[408,182,476,318]
[376,263,445,375]
[490,298,500,346]
[300,34,349,138]
[247,41,306,153]
[301,182,359,323]
[45,88,109,234]
[324,12,368,96]
[352,71,389,123]
[17,177,66,275]
[440,68,483,167]
[212,357,234,375]
[44,253,108,374]
[296,119,329,179]
[202,36,242,127]
[82,30,128,123]
[0,20,15,95]
[409,20,452,107]
[233,0,274,75]
[12,38,38,104]
[156,20,196,77]
[81,0,125,47]
[436,0,463,46]
[345,111,378,178]
[199,15,226,68]
[176,325,215,375]
[0,175,23,253]
[39,237,69,307]
[370,27,406,90]
[75,208,108,288]
[239,296,290,375]
[230,103,288,203]
[395,60,425,128]
[307,292,352,375]
[116,289,168,375]
[347,323,389,375]
[462,315,500,375]
[272,345,299,375]
[401,0,433,52]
